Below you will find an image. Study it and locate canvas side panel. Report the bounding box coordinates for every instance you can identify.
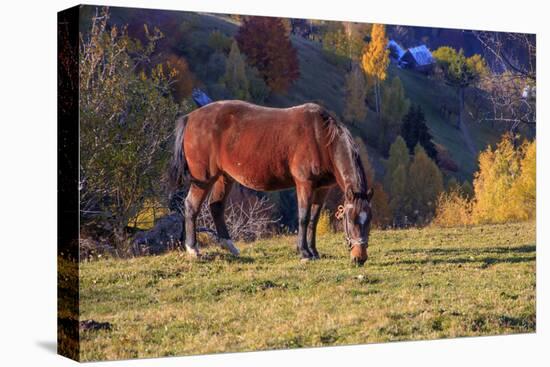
[57,5,80,362]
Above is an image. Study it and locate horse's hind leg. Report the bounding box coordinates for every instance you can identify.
[307,187,329,259]
[209,176,240,256]
[184,183,211,257]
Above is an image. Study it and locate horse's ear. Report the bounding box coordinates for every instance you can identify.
[345,187,354,202]
[367,187,374,202]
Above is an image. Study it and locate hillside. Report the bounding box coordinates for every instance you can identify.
[108,9,503,182]
[78,222,535,361]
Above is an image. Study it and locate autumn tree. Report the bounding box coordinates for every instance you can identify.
[406,144,444,224]
[400,104,437,161]
[432,47,488,128]
[510,139,536,220]
[164,53,195,103]
[383,136,410,194]
[79,9,184,247]
[236,16,300,93]
[343,63,368,123]
[379,76,410,152]
[472,134,535,223]
[323,22,370,68]
[383,136,410,225]
[389,164,408,225]
[362,24,390,122]
[222,40,250,100]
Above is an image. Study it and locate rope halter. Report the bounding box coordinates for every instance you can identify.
[335,204,368,250]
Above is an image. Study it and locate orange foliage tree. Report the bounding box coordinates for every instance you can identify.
[236,16,300,93]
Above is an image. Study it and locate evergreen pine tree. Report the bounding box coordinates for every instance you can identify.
[401,105,437,161]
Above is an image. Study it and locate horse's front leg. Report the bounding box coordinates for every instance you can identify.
[307,188,329,259]
[184,183,211,257]
[296,181,314,261]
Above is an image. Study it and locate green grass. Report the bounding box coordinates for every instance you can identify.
[79,221,535,361]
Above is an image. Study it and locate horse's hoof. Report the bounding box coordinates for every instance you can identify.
[185,246,200,259]
[220,239,240,256]
[300,257,312,263]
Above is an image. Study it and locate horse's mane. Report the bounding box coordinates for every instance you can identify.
[319,108,368,195]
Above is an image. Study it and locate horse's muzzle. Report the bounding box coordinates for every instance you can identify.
[350,243,368,266]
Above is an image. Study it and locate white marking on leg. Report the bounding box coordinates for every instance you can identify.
[185,245,199,258]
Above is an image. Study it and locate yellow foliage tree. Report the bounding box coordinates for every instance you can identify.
[472,133,521,223]
[343,63,368,123]
[511,140,536,220]
[362,24,390,121]
[406,144,444,224]
[433,135,535,227]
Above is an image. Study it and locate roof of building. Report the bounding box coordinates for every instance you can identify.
[403,45,434,66]
[192,88,213,107]
[388,39,405,59]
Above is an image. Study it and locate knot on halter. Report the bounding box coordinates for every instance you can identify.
[335,205,345,220]
[334,204,367,249]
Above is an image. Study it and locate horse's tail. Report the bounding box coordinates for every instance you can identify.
[168,114,189,193]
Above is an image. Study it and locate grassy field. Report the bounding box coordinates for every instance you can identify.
[79,221,535,361]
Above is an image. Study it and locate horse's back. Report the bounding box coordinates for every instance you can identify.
[184,101,333,190]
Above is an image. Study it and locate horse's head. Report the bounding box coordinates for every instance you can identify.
[338,188,374,266]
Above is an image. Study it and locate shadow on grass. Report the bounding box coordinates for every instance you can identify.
[378,254,535,267]
[198,252,255,264]
[387,244,535,256]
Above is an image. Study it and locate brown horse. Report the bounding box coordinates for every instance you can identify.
[169,100,373,265]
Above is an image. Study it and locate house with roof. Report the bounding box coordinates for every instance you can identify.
[388,39,406,61]
[398,45,435,73]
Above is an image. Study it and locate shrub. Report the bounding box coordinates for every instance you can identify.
[128,200,169,230]
[197,196,280,242]
[316,210,333,236]
[79,9,184,246]
[433,189,473,227]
